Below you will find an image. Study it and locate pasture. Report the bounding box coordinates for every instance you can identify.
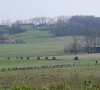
[10,29,73,43]
[0,44,64,58]
[0,43,100,70]
[0,29,100,89]
[0,43,100,89]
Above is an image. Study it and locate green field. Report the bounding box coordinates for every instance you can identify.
[0,44,64,57]
[0,29,100,89]
[10,29,72,43]
[0,29,100,68]
[0,29,72,57]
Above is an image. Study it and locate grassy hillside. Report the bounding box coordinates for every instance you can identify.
[1,29,100,90]
[10,29,72,44]
[3,29,72,57]
[0,29,98,58]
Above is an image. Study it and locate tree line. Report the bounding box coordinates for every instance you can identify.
[0,15,100,47]
[1,15,100,36]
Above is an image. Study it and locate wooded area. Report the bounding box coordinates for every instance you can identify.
[1,15,100,36]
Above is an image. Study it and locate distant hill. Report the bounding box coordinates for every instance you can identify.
[9,29,72,44]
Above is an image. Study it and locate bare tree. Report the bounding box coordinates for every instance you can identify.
[82,28,98,53]
[72,35,80,54]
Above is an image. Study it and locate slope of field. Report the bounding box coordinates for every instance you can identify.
[1,29,100,59]
[10,29,73,44]
[5,29,73,57]
[1,29,100,90]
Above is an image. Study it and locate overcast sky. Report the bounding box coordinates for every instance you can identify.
[0,0,100,22]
